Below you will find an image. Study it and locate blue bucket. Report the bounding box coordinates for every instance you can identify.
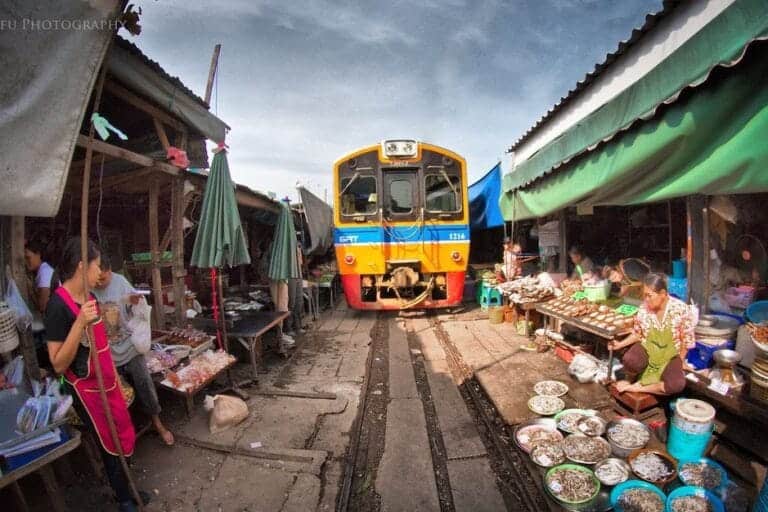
[666,486,724,512]
[667,399,715,462]
[672,259,687,279]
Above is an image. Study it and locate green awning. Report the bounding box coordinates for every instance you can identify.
[502,0,768,200]
[268,203,300,281]
[501,42,768,220]
[190,150,251,268]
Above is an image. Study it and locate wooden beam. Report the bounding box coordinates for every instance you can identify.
[171,177,186,325]
[558,210,567,273]
[153,118,171,151]
[205,44,222,105]
[9,217,40,379]
[104,80,187,132]
[149,179,165,329]
[76,134,180,176]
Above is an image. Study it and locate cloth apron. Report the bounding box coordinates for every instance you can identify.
[56,287,135,456]
[638,323,679,386]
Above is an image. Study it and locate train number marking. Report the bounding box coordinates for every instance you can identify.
[448,232,467,241]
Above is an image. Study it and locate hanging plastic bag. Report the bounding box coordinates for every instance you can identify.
[127,297,152,354]
[3,356,25,387]
[4,270,32,331]
[204,394,249,434]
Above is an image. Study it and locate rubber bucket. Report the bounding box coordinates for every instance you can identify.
[667,399,715,462]
[672,259,687,279]
[489,306,504,324]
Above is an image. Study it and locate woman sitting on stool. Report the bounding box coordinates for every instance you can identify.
[608,273,695,396]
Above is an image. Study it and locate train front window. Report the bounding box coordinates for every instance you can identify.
[425,173,461,213]
[340,175,377,215]
[389,179,413,214]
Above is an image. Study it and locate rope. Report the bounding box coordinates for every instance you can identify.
[96,154,105,246]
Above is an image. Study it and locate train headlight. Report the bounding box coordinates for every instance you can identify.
[451,251,462,262]
[382,139,417,158]
[344,254,356,265]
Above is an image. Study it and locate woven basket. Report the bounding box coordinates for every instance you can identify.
[0,307,19,353]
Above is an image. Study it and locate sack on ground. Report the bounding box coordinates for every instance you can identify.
[204,394,249,434]
[127,297,152,354]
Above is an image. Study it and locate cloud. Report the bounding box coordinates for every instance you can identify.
[131,0,663,201]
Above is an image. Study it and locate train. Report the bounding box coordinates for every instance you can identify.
[333,140,470,310]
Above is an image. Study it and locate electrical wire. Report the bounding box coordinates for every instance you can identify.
[96,154,105,246]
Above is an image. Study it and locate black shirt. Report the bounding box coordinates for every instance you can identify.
[44,292,91,378]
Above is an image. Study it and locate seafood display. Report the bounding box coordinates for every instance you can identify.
[747,322,768,344]
[544,296,597,318]
[498,276,554,303]
[163,326,210,347]
[546,466,599,504]
[528,395,565,416]
[607,421,651,449]
[679,461,724,490]
[560,279,584,298]
[617,488,664,512]
[562,434,611,464]
[669,496,714,512]
[594,458,629,486]
[162,349,236,392]
[533,380,569,397]
[556,410,596,434]
[146,350,180,374]
[515,424,563,453]
[530,441,565,467]
[542,297,635,332]
[630,451,676,483]
[577,415,606,437]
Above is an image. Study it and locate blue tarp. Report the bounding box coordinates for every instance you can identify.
[468,163,504,231]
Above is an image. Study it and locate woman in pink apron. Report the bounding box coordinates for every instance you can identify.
[45,238,144,511]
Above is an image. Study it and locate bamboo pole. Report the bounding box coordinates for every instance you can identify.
[80,50,144,510]
[204,44,222,106]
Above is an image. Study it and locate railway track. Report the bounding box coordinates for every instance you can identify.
[336,312,549,512]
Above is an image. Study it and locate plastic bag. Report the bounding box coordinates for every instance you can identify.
[204,394,249,434]
[2,356,25,387]
[127,297,152,354]
[4,271,32,331]
[568,354,599,383]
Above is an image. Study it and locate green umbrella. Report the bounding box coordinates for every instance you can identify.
[268,202,300,281]
[191,150,251,268]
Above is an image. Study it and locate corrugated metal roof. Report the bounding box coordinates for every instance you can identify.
[114,35,210,108]
[507,0,681,153]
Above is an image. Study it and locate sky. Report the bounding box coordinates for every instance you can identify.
[129,0,662,203]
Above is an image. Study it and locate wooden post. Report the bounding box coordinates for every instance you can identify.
[558,210,567,273]
[171,177,186,326]
[702,197,710,314]
[204,44,222,106]
[688,195,707,309]
[9,216,40,380]
[149,178,165,328]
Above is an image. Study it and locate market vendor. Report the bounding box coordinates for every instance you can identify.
[94,254,174,446]
[608,273,695,396]
[502,237,522,280]
[45,238,147,511]
[568,246,595,280]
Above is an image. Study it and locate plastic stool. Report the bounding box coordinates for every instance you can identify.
[479,285,502,311]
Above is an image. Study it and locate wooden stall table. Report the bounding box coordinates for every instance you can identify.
[227,311,291,381]
[158,357,237,416]
[0,428,81,512]
[509,300,547,337]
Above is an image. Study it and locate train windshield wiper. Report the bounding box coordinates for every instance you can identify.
[340,172,360,197]
[440,169,458,198]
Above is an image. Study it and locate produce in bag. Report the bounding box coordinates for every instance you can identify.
[204,394,249,434]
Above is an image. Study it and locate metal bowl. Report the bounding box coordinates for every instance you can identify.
[576,415,607,437]
[513,418,561,453]
[593,458,631,486]
[605,418,651,458]
[713,349,742,367]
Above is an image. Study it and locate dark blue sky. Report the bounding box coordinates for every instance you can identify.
[131,0,662,201]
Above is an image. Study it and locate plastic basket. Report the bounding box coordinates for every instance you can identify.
[746,301,768,324]
[584,282,611,302]
[666,485,724,512]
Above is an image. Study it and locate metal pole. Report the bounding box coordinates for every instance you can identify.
[80,46,143,511]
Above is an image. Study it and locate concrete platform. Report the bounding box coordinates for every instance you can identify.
[438,314,611,426]
[447,458,506,512]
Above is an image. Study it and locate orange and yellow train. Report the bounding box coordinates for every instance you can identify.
[333,140,470,310]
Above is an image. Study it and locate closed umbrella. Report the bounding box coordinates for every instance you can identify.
[191,149,250,352]
[268,202,300,282]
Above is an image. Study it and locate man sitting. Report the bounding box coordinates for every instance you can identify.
[94,255,174,445]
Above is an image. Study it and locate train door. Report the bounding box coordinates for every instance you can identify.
[382,169,420,260]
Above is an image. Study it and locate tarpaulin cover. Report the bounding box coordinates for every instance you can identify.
[107,39,229,143]
[0,0,121,217]
[501,42,768,220]
[191,151,251,268]
[298,186,333,257]
[502,0,768,201]
[468,163,504,230]
[268,203,300,281]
